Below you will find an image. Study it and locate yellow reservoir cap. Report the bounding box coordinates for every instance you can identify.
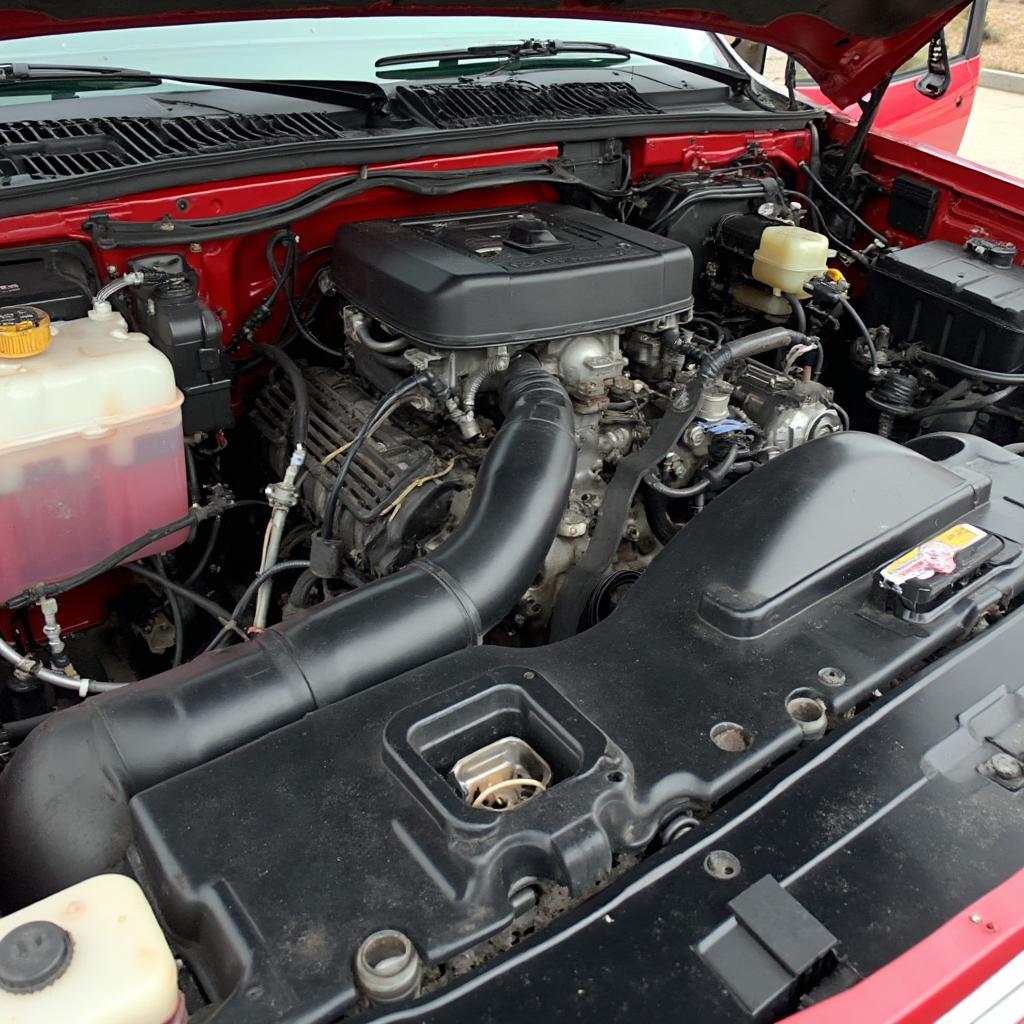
[0,304,51,358]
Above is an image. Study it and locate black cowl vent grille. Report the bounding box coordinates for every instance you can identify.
[395,81,662,128]
[0,111,348,183]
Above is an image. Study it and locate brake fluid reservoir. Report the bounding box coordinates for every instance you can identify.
[0,304,187,602]
[0,875,185,1024]
[752,225,831,295]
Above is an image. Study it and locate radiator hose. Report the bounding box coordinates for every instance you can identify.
[0,354,575,909]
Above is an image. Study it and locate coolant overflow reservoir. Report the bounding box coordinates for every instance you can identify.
[752,225,831,296]
[0,874,185,1024]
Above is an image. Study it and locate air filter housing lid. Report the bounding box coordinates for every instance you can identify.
[331,203,693,348]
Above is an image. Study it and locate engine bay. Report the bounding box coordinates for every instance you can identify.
[2,120,1024,1022]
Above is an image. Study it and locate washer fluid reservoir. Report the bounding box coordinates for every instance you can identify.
[0,874,185,1023]
[0,304,187,602]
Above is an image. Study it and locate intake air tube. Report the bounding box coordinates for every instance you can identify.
[0,354,575,909]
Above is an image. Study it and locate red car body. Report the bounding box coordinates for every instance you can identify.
[798,53,983,155]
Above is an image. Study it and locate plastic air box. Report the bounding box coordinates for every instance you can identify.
[0,305,187,602]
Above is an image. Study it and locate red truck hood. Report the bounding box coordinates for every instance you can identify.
[0,0,970,108]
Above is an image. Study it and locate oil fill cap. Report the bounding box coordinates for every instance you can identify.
[0,305,51,359]
[0,921,73,993]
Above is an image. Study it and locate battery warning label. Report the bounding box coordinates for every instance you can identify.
[880,523,989,588]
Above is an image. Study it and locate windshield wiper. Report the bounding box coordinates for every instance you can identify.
[375,39,751,93]
[0,63,385,112]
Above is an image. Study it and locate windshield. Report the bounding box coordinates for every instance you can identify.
[0,16,725,97]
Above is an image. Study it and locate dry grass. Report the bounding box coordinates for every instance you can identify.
[983,0,1024,74]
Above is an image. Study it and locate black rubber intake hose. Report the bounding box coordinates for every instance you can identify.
[0,355,575,909]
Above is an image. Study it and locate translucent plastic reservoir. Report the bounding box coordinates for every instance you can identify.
[0,306,187,602]
[752,225,832,295]
[0,875,184,1024]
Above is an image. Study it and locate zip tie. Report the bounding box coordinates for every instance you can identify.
[381,458,457,522]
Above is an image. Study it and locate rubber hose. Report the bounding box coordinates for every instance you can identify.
[912,348,1024,386]
[352,319,408,355]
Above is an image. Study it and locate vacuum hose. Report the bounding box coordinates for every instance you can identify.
[0,354,575,909]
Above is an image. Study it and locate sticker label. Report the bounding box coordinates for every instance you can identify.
[880,523,988,588]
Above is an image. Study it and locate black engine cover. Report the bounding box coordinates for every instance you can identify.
[129,432,1024,1023]
[331,203,694,348]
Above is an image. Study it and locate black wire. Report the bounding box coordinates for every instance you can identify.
[6,508,202,608]
[690,315,725,344]
[204,559,312,652]
[320,374,429,539]
[253,342,310,449]
[267,230,344,360]
[181,517,222,587]
[648,183,769,234]
[127,564,246,642]
[785,190,868,265]
[264,230,295,307]
[798,162,888,245]
[784,294,822,377]
[836,293,879,375]
[5,501,270,611]
[225,499,277,513]
[912,348,1024,385]
[184,445,200,505]
[151,555,184,668]
[910,385,1019,420]
[785,293,806,334]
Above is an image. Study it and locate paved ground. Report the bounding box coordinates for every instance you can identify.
[959,85,1024,177]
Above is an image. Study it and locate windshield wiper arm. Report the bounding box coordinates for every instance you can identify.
[0,63,385,112]
[375,39,751,92]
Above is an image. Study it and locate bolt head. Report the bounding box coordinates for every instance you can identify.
[683,424,706,448]
[990,753,1023,780]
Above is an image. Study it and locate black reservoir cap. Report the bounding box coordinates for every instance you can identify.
[0,920,73,993]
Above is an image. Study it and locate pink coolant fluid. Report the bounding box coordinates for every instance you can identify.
[0,408,188,601]
[0,307,188,603]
